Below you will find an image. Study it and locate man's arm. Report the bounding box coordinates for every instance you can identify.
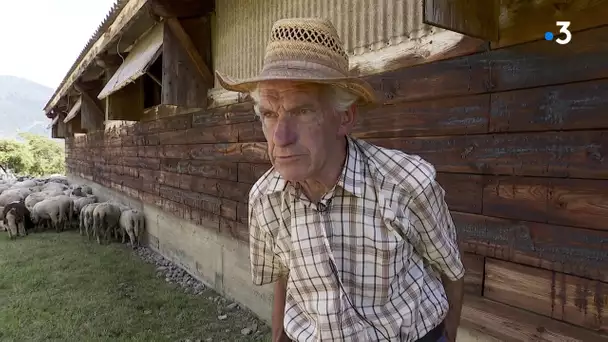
[272,276,291,342]
[249,204,290,340]
[405,177,466,342]
[441,274,464,341]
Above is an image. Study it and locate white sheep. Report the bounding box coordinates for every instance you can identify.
[31,199,66,233]
[119,209,145,248]
[79,202,101,239]
[46,195,74,230]
[24,190,64,213]
[92,202,122,244]
[0,188,32,207]
[73,196,97,217]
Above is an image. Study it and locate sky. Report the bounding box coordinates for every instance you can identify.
[0,0,118,89]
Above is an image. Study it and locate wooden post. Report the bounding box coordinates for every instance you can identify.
[162,16,212,108]
[148,0,214,18]
[75,80,105,132]
[423,0,499,41]
[52,113,68,139]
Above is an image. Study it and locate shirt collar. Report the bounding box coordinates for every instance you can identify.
[264,136,365,198]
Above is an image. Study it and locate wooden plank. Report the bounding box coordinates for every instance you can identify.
[462,295,608,342]
[490,79,608,133]
[547,178,608,231]
[368,131,608,179]
[491,25,608,92]
[454,212,608,283]
[219,217,249,243]
[483,177,608,231]
[462,253,484,296]
[494,0,608,48]
[165,18,213,86]
[162,18,210,108]
[362,52,490,105]
[484,259,608,332]
[482,176,549,223]
[158,124,238,145]
[188,177,251,203]
[237,163,272,184]
[44,0,148,112]
[236,203,248,224]
[122,157,160,170]
[106,79,144,121]
[436,173,483,214]
[192,102,256,127]
[348,29,488,78]
[160,159,238,181]
[148,0,214,18]
[236,121,265,142]
[138,113,192,134]
[161,143,268,163]
[423,0,498,41]
[142,105,202,121]
[353,94,489,139]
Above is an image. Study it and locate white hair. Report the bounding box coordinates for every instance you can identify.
[250,83,359,117]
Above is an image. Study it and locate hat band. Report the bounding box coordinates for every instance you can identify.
[260,60,348,79]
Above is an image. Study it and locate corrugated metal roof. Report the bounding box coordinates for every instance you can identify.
[212,0,432,82]
[43,0,130,116]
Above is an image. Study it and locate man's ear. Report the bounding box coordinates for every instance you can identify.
[338,104,357,135]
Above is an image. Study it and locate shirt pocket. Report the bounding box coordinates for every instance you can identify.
[355,225,404,307]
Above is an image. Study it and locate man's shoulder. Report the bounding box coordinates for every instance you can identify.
[248,166,280,207]
[355,138,437,195]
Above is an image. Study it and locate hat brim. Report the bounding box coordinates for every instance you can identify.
[215,70,377,105]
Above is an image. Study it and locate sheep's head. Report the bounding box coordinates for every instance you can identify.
[31,211,39,224]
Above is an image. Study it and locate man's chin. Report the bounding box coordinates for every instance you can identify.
[275,165,310,183]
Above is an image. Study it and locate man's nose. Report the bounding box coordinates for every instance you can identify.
[272,117,297,147]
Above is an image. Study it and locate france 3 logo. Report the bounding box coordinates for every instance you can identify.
[544,21,572,45]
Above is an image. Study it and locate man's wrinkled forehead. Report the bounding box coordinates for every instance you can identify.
[257,81,321,104]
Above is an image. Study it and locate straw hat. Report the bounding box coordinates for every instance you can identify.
[215,17,376,104]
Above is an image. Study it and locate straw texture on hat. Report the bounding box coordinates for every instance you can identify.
[215,17,376,104]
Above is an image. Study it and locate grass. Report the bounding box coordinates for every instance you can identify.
[0,231,270,342]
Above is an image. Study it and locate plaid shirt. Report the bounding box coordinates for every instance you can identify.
[248,136,464,341]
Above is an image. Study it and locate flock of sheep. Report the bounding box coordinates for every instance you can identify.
[0,175,144,247]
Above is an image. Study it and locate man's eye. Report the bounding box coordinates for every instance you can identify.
[297,108,311,115]
[262,112,277,118]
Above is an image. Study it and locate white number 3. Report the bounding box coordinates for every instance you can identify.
[556,21,572,45]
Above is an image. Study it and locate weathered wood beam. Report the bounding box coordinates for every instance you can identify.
[74,81,105,118]
[94,53,124,70]
[494,0,608,48]
[423,0,499,41]
[44,0,148,113]
[148,0,214,18]
[166,17,214,86]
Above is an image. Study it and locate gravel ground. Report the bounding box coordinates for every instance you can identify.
[135,246,270,341]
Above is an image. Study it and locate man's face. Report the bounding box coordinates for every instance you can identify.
[255,81,349,182]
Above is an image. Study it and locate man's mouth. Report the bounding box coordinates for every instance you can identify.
[275,155,301,161]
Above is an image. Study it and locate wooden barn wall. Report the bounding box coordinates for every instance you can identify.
[65,24,608,335]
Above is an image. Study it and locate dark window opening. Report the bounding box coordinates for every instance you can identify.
[144,54,163,109]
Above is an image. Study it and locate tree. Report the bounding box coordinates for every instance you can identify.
[0,139,33,175]
[0,133,65,177]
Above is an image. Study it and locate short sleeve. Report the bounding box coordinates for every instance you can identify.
[406,179,464,281]
[249,204,288,285]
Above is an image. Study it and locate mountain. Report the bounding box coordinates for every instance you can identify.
[0,75,54,139]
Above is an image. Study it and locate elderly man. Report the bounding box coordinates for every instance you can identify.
[216,18,465,342]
